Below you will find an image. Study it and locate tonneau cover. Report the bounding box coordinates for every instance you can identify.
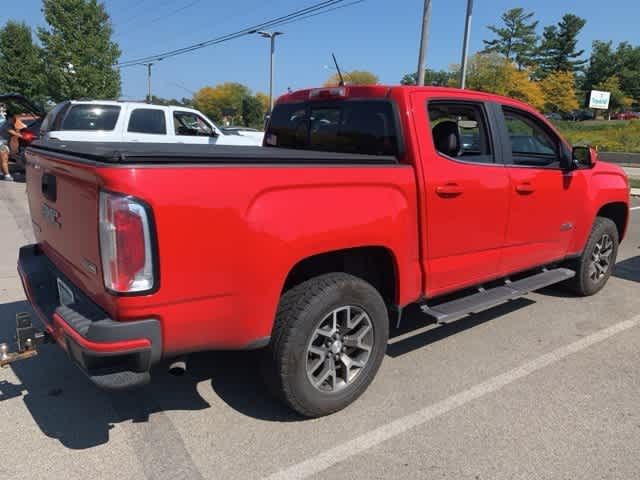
[27,140,398,165]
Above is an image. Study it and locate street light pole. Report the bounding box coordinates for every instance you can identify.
[256,31,283,114]
[459,0,474,89]
[416,0,432,86]
[144,63,154,103]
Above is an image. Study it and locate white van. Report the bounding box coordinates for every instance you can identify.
[40,100,263,146]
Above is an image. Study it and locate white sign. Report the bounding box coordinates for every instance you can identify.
[589,90,611,110]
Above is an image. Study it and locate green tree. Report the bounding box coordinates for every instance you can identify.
[0,21,45,104]
[324,70,379,86]
[38,0,121,101]
[583,41,640,107]
[242,95,265,128]
[613,42,640,106]
[540,70,579,113]
[193,82,251,124]
[537,14,587,75]
[150,95,194,107]
[583,41,616,91]
[400,69,454,86]
[482,8,539,69]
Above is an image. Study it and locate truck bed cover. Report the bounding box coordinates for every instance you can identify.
[27,140,398,165]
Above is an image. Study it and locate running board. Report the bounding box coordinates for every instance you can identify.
[421,268,575,324]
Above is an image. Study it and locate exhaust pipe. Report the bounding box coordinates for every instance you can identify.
[168,356,188,376]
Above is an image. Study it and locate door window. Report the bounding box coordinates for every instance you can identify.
[428,102,494,163]
[127,108,166,135]
[173,111,215,136]
[502,108,559,166]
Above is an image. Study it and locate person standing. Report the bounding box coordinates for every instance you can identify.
[1,115,27,181]
[0,117,12,181]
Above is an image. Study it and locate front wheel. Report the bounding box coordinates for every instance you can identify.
[264,273,389,417]
[564,217,619,296]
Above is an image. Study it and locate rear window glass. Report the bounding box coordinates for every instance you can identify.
[266,101,399,156]
[60,105,120,131]
[128,109,166,135]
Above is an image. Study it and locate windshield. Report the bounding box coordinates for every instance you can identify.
[265,100,400,157]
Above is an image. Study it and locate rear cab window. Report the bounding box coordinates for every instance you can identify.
[60,104,120,131]
[266,99,400,157]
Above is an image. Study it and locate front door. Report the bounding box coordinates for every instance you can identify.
[412,95,511,297]
[497,105,584,273]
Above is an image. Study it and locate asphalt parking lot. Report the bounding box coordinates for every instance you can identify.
[0,179,638,480]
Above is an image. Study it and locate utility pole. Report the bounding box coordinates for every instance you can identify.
[416,0,432,86]
[144,63,154,103]
[256,31,284,114]
[459,0,474,89]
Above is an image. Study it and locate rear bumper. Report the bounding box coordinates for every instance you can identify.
[18,244,162,390]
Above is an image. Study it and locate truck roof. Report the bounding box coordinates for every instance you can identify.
[66,99,198,111]
[276,85,536,112]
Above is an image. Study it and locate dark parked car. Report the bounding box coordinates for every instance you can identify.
[563,109,595,122]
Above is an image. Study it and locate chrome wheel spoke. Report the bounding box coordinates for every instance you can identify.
[306,305,374,393]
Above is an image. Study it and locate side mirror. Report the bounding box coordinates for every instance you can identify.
[572,145,597,168]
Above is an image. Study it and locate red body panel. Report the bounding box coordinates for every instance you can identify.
[23,85,630,358]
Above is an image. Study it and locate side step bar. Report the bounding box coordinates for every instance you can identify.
[421,268,575,324]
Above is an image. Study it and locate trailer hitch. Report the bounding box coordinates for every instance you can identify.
[0,313,53,367]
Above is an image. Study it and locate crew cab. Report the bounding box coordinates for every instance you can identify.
[39,100,262,146]
[12,86,629,417]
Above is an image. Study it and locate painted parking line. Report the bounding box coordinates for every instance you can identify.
[630,206,640,211]
[266,314,640,480]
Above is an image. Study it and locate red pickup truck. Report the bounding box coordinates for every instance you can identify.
[10,86,630,417]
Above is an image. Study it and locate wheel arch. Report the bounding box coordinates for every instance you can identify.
[596,202,629,241]
[281,246,400,313]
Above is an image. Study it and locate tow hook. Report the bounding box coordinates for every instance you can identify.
[0,312,53,367]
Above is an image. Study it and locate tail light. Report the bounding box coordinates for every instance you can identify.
[99,191,155,294]
[22,130,36,143]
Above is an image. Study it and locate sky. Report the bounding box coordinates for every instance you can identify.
[1,0,639,101]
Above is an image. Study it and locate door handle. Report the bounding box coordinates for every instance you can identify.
[515,182,535,194]
[436,183,463,197]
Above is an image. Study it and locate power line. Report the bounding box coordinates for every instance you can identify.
[274,0,365,28]
[115,0,203,38]
[116,0,355,68]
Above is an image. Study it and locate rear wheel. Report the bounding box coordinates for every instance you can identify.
[564,217,619,296]
[264,273,389,417]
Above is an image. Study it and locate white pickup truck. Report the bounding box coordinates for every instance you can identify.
[40,100,263,146]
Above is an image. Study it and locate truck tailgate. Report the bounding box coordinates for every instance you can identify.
[25,149,105,301]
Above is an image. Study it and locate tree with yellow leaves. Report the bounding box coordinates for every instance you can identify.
[540,70,579,113]
[461,53,544,109]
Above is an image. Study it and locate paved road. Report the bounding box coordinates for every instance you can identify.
[622,166,640,178]
[0,181,639,480]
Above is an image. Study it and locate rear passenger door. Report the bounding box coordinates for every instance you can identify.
[412,94,511,297]
[123,106,169,143]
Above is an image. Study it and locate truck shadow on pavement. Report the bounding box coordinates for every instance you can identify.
[613,255,640,283]
[0,295,547,449]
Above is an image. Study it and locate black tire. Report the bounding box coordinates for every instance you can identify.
[564,217,619,296]
[264,273,389,417]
